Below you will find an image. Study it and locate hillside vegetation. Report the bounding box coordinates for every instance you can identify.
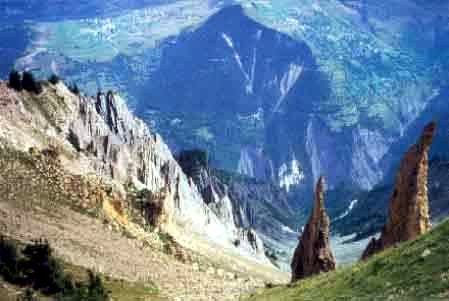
[246,219,449,300]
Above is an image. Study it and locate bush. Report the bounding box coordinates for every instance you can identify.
[8,70,22,91]
[22,71,42,94]
[56,270,109,301]
[0,236,21,282]
[48,74,61,85]
[87,270,108,300]
[0,238,109,300]
[21,239,69,294]
[17,288,38,301]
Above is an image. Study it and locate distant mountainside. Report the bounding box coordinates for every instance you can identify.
[0,0,180,21]
[4,1,448,199]
[138,5,324,197]
[137,2,449,205]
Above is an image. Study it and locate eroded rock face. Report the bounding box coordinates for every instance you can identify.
[290,177,335,281]
[362,122,436,259]
[176,149,269,261]
[176,150,236,229]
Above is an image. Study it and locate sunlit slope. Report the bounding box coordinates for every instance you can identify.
[246,219,449,300]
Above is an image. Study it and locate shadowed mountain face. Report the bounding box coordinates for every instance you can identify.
[140,5,318,116]
[137,4,393,199]
[137,6,324,181]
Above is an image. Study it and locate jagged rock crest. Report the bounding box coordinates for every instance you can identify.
[290,176,335,281]
[362,121,436,259]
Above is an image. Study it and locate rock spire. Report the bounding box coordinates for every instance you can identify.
[362,121,436,259]
[291,176,335,281]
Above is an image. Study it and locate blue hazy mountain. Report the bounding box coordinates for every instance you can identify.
[136,5,327,198]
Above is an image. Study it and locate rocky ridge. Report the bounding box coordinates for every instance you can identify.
[0,80,273,263]
[362,122,435,259]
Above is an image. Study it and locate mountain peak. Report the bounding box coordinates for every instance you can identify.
[212,4,245,18]
[202,4,255,29]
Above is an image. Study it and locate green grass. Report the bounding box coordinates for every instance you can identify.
[0,236,164,301]
[64,262,164,301]
[1,265,164,301]
[103,279,162,301]
[246,219,449,301]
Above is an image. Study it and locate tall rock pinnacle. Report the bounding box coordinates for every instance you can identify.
[362,121,436,259]
[291,176,335,282]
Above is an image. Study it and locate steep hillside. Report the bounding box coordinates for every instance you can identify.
[139,5,321,194]
[246,218,449,300]
[0,80,288,300]
[0,238,162,301]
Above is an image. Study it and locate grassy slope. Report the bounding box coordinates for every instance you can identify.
[0,274,163,301]
[0,239,164,301]
[0,265,163,301]
[246,219,449,300]
[63,263,164,301]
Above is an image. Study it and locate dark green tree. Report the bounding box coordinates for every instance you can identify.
[21,240,68,294]
[68,83,80,95]
[22,71,42,94]
[0,236,21,282]
[48,74,61,85]
[0,237,108,300]
[8,70,22,91]
[17,288,38,301]
[87,270,109,300]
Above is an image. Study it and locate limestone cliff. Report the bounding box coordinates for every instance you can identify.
[0,80,269,262]
[176,149,269,262]
[362,122,436,259]
[290,177,335,281]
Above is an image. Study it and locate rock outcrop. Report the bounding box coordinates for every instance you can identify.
[290,176,335,281]
[362,122,436,260]
[176,149,269,262]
